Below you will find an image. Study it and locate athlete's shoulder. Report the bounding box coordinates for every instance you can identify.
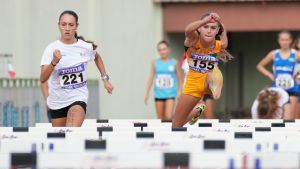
[43,40,60,52]
[46,40,60,47]
[152,59,158,65]
[291,48,299,54]
[267,49,278,58]
[272,49,280,53]
[214,40,222,51]
[77,39,94,49]
[295,50,300,57]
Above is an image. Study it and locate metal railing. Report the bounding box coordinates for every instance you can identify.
[0,78,99,127]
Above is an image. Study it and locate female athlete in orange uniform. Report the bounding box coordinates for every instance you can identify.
[172,12,233,127]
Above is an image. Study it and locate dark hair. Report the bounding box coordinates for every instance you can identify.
[200,12,224,38]
[278,30,292,40]
[58,10,97,50]
[292,35,300,50]
[157,40,170,48]
[59,10,79,23]
[76,36,98,50]
[257,89,280,119]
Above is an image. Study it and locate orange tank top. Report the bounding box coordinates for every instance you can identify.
[186,39,222,78]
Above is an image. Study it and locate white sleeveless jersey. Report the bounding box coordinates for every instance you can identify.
[40,39,96,110]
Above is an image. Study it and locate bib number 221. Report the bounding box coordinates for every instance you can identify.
[62,73,83,85]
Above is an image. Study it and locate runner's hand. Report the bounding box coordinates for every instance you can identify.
[210,13,221,22]
[203,13,220,24]
[52,50,62,64]
[144,93,149,105]
[103,80,114,94]
[268,74,274,81]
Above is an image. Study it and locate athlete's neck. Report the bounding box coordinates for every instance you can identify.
[280,48,291,53]
[200,38,215,49]
[160,56,170,62]
[60,38,78,45]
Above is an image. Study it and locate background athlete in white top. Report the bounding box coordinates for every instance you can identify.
[40,10,113,127]
[251,87,290,119]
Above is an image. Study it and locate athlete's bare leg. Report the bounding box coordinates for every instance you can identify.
[172,94,201,127]
[66,105,85,127]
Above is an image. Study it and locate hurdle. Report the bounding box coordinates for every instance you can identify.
[1,119,300,168]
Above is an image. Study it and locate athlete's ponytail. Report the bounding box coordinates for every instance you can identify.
[257,89,280,119]
[75,31,79,39]
[218,50,234,63]
[75,34,98,50]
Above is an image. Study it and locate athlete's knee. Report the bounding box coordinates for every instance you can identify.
[172,115,185,127]
[212,93,221,100]
[172,120,184,127]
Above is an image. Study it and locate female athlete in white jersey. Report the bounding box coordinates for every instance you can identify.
[40,10,113,127]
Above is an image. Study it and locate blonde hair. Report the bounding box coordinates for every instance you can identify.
[218,49,234,62]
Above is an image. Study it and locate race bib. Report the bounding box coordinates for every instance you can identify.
[275,74,294,90]
[155,74,174,89]
[189,53,219,73]
[58,63,87,89]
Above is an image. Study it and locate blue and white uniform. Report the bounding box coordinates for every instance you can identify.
[154,58,178,99]
[273,49,298,95]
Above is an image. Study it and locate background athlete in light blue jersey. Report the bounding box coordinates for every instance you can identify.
[257,31,300,119]
[145,41,182,120]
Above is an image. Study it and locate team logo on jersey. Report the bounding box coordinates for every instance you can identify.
[168,65,175,72]
[289,58,295,62]
[190,53,219,62]
[275,66,293,72]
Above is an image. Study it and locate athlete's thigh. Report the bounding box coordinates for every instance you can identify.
[204,98,214,119]
[51,118,67,127]
[66,105,85,127]
[289,95,298,118]
[155,100,165,119]
[173,94,201,127]
[165,99,175,120]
